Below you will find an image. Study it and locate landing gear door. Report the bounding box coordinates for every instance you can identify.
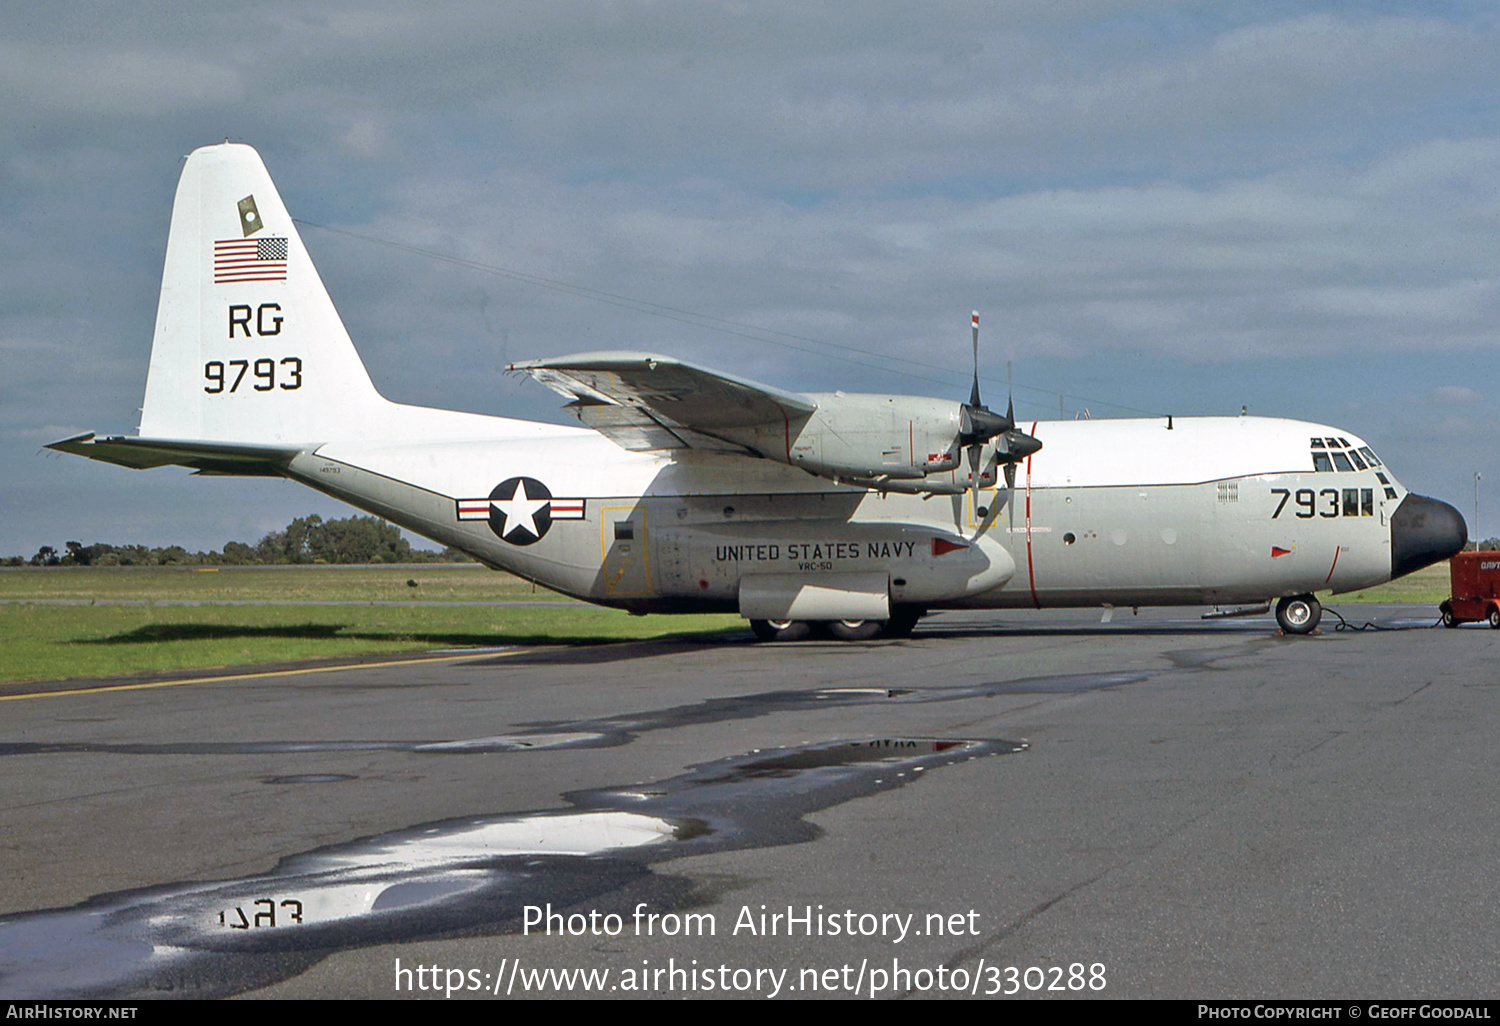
[600,504,651,597]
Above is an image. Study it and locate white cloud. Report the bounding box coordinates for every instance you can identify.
[1430,384,1481,405]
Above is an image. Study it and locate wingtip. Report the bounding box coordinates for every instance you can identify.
[45,431,98,452]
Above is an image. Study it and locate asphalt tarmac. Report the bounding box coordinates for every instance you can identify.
[1,604,1496,1000]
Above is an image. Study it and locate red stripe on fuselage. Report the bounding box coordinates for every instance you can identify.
[1025,421,1039,609]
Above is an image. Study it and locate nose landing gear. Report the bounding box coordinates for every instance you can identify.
[1275,594,1322,635]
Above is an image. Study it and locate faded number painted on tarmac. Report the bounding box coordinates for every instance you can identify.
[218,898,304,928]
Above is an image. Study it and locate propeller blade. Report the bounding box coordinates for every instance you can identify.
[995,353,1033,536]
[970,311,981,408]
[967,441,981,522]
[1005,459,1017,535]
[958,312,1017,444]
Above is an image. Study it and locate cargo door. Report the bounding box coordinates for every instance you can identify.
[600,504,651,597]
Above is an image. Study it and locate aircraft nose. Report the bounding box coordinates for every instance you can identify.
[1390,493,1467,579]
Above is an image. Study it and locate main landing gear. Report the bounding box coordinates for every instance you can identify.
[1274,594,1322,635]
[749,619,811,642]
[749,607,925,642]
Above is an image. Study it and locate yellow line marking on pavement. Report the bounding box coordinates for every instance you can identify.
[0,650,515,702]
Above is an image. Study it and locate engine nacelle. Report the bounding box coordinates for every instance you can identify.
[796,392,966,478]
[718,392,967,482]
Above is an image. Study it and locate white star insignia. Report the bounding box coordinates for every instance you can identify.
[492,479,549,539]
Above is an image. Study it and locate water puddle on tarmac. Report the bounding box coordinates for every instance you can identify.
[0,672,1143,762]
[0,736,1022,999]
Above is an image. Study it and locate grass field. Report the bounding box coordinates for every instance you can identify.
[0,561,1455,685]
[0,565,743,685]
[1326,562,1450,605]
[0,564,543,604]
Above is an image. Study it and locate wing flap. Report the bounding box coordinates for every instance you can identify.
[567,403,751,454]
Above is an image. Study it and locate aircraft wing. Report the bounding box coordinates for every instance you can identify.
[46,433,301,476]
[510,352,816,453]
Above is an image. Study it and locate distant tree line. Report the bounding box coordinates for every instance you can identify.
[7,515,474,567]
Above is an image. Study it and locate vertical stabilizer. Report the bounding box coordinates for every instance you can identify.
[138,142,386,444]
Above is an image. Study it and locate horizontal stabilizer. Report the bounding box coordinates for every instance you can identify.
[46,432,302,476]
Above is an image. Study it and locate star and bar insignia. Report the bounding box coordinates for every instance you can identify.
[457,477,585,545]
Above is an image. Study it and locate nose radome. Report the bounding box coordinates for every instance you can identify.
[1390,493,1467,580]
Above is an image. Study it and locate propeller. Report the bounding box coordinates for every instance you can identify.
[959,313,1041,526]
[998,368,1043,535]
[1002,362,1019,535]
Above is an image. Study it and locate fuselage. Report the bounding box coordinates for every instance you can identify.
[287,410,1460,614]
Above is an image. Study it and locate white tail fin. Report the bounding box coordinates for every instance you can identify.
[138,142,386,444]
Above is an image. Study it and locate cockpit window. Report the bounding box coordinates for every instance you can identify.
[1310,438,1382,472]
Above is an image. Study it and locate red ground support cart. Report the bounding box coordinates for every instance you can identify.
[1440,551,1500,628]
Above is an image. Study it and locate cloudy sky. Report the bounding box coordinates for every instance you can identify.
[5,1,1499,555]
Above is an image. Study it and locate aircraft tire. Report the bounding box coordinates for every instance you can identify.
[880,607,925,639]
[825,619,884,641]
[750,618,811,642]
[1275,594,1321,634]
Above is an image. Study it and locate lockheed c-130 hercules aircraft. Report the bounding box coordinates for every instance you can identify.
[51,143,1467,640]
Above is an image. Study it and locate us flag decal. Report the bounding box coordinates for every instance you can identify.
[214,237,288,283]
